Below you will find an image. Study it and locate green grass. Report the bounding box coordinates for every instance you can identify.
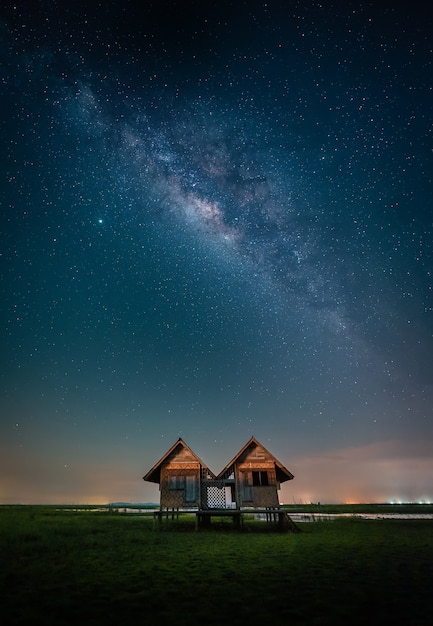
[1,507,433,625]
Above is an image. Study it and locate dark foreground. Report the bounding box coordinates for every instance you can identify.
[1,506,432,625]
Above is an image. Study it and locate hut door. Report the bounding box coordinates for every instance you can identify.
[241,471,253,502]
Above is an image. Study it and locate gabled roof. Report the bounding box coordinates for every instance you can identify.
[216,436,294,483]
[143,437,215,484]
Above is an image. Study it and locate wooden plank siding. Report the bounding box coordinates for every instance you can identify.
[235,455,280,508]
[160,460,201,509]
[143,438,214,510]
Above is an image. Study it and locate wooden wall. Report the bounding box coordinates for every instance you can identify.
[159,446,201,508]
[235,442,280,507]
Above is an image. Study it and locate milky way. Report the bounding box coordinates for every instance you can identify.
[60,79,359,344]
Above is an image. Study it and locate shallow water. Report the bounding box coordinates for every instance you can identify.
[288,512,433,522]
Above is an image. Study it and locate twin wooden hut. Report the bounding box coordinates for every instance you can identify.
[143,436,294,527]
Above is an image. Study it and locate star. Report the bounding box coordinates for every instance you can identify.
[1,0,432,507]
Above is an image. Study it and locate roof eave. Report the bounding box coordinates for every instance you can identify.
[142,437,213,484]
[216,436,294,481]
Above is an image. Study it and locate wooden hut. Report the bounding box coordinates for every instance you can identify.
[216,436,294,509]
[143,436,293,511]
[142,437,215,511]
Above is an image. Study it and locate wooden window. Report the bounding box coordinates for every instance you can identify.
[241,471,253,501]
[168,475,185,490]
[185,476,197,502]
[252,471,269,486]
[243,484,253,501]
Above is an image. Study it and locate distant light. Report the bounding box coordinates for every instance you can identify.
[98,218,103,224]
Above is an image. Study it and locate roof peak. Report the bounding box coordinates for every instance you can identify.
[143,436,294,484]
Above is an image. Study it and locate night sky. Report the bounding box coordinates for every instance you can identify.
[1,1,432,504]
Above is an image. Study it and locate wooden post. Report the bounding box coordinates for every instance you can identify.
[233,512,241,530]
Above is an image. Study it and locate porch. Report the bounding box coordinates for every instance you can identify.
[153,508,299,532]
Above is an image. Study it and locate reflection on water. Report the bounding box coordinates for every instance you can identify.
[289,513,433,522]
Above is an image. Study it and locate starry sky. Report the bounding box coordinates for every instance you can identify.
[1,0,432,504]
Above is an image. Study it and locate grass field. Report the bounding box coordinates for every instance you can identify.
[1,506,433,625]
